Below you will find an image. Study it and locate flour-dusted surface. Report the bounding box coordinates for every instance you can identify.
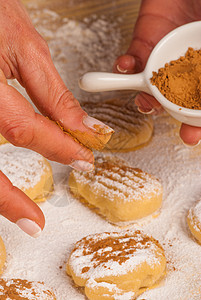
[0,3,201,300]
[0,144,47,190]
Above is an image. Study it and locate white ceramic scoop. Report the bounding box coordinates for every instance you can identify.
[79,21,201,127]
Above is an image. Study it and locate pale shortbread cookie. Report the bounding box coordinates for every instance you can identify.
[69,156,163,223]
[0,134,8,145]
[0,236,6,275]
[187,200,201,243]
[0,144,53,203]
[67,229,166,300]
[83,98,153,152]
[0,279,56,299]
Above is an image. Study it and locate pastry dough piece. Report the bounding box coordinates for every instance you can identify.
[83,98,153,152]
[0,134,8,145]
[69,156,163,223]
[0,236,6,275]
[0,144,54,203]
[67,229,166,300]
[0,279,56,299]
[187,200,201,243]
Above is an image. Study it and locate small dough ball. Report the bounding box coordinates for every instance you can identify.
[187,200,201,243]
[67,229,166,300]
[0,236,6,275]
[69,156,163,223]
[83,98,153,152]
[0,144,54,203]
[0,279,56,299]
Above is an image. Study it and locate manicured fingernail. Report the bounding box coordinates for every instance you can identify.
[83,116,114,134]
[16,219,42,238]
[116,64,127,73]
[182,139,201,148]
[137,106,155,115]
[69,160,94,172]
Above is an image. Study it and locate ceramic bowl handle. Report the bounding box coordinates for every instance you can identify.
[79,72,152,94]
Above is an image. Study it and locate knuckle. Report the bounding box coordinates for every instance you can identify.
[4,123,34,148]
[53,89,81,115]
[21,31,50,61]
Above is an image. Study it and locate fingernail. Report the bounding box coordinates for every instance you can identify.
[83,116,114,135]
[16,219,42,238]
[182,139,201,148]
[137,106,155,115]
[69,160,94,172]
[116,64,127,73]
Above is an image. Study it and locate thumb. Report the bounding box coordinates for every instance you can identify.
[180,124,201,146]
[0,171,45,238]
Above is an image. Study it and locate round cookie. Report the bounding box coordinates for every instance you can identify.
[0,144,53,203]
[187,200,201,243]
[0,236,6,275]
[83,98,154,152]
[69,156,163,223]
[0,134,8,145]
[67,229,166,300]
[0,279,56,299]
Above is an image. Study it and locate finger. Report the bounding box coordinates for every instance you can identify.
[16,36,113,139]
[113,54,136,74]
[0,171,44,238]
[0,69,7,84]
[134,92,163,114]
[0,82,94,170]
[114,0,191,74]
[180,124,201,146]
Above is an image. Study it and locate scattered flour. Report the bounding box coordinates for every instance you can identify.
[1,4,201,300]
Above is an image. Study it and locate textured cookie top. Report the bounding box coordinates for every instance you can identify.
[188,201,201,232]
[68,229,164,280]
[0,144,48,190]
[0,279,56,300]
[83,98,153,134]
[71,156,162,202]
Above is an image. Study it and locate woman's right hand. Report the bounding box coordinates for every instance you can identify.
[114,0,201,145]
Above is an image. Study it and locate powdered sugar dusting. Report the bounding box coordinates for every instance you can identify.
[68,230,163,280]
[72,156,162,202]
[0,144,47,190]
[0,279,55,299]
[86,279,135,300]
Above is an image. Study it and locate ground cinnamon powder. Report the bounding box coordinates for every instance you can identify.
[0,279,54,299]
[78,230,161,274]
[151,47,201,109]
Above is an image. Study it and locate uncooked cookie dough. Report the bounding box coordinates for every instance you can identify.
[0,144,54,203]
[83,98,153,152]
[0,236,6,275]
[0,279,56,299]
[67,229,166,300]
[187,200,201,243]
[69,156,163,223]
[0,134,8,145]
